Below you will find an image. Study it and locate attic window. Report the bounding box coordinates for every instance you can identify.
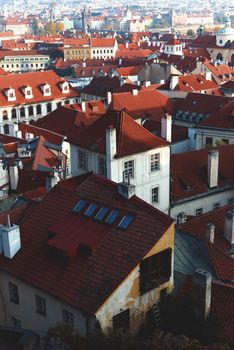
[72,199,87,213]
[105,210,119,224]
[42,84,51,97]
[95,207,109,221]
[84,203,98,217]
[118,215,134,229]
[24,86,33,99]
[6,88,16,102]
[60,81,69,94]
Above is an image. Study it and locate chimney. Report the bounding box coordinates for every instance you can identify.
[205,72,212,81]
[161,113,172,143]
[224,209,234,244]
[206,223,215,244]
[132,89,138,96]
[160,79,165,84]
[144,81,151,87]
[46,170,60,191]
[9,165,19,191]
[0,215,21,259]
[81,101,86,112]
[207,150,219,188]
[119,58,122,66]
[118,173,135,199]
[106,126,116,161]
[106,91,112,105]
[125,42,129,48]
[192,269,212,320]
[170,75,179,90]
[82,60,86,68]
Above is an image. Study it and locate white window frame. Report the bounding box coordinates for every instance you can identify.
[123,159,135,181]
[35,295,46,316]
[62,309,74,327]
[151,186,159,204]
[150,153,160,172]
[78,150,87,170]
[195,208,203,216]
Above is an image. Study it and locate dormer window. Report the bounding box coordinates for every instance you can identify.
[6,88,16,102]
[23,86,33,99]
[60,81,69,94]
[41,83,51,97]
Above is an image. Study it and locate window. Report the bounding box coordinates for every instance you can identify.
[35,295,46,316]
[20,108,25,118]
[195,208,203,216]
[11,316,21,328]
[123,160,134,181]
[36,105,41,115]
[62,309,74,327]
[221,139,229,145]
[47,103,52,113]
[113,309,130,332]
[78,150,87,170]
[205,137,213,147]
[98,157,106,176]
[228,197,234,205]
[213,202,220,210]
[150,153,160,172]
[9,282,19,304]
[3,110,8,120]
[12,109,17,119]
[140,249,172,295]
[151,187,159,204]
[28,106,34,116]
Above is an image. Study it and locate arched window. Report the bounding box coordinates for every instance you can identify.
[20,108,25,118]
[36,105,41,115]
[47,102,52,113]
[12,108,17,119]
[28,106,34,116]
[2,110,8,120]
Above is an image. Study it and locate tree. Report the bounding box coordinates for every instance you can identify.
[56,21,64,33]
[187,29,196,37]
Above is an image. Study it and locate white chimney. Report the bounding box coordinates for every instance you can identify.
[207,150,219,188]
[132,89,138,96]
[144,81,151,87]
[81,101,86,112]
[170,75,179,90]
[160,79,165,84]
[9,165,19,191]
[224,209,234,244]
[106,126,116,161]
[0,215,21,259]
[125,42,129,48]
[119,58,122,66]
[118,180,135,199]
[106,91,112,105]
[82,60,86,68]
[192,269,212,320]
[206,223,215,244]
[161,113,172,143]
[205,72,212,81]
[46,170,60,191]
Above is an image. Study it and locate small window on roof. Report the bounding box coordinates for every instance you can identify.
[84,203,98,217]
[72,199,86,213]
[118,215,134,229]
[95,207,109,221]
[105,210,119,224]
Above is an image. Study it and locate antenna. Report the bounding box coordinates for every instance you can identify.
[7,215,11,228]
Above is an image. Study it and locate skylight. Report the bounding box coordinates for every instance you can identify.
[105,210,119,224]
[72,199,86,213]
[118,215,134,229]
[84,203,98,217]
[95,207,109,221]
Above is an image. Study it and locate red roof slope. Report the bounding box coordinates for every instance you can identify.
[178,278,234,343]
[19,122,64,146]
[171,145,234,203]
[0,172,173,314]
[111,89,174,120]
[67,109,169,157]
[198,101,234,129]
[207,243,234,282]
[174,75,218,92]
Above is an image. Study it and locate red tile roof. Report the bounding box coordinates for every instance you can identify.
[198,101,234,129]
[18,122,64,146]
[174,74,219,92]
[116,49,153,59]
[110,89,174,121]
[207,243,234,282]
[115,65,143,76]
[0,70,78,107]
[166,38,182,45]
[143,119,188,143]
[67,109,169,157]
[171,145,234,204]
[178,204,234,252]
[178,278,234,343]
[0,172,173,314]
[2,142,18,154]
[203,62,234,82]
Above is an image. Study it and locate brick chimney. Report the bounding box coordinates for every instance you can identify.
[224,209,234,244]
[192,269,212,320]
[207,150,219,188]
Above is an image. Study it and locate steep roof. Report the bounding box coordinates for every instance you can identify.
[198,101,234,129]
[18,122,64,146]
[67,109,169,156]
[171,145,234,203]
[110,89,174,121]
[0,173,173,314]
[174,74,219,92]
[178,278,234,343]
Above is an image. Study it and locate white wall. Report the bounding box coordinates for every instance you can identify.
[195,128,234,150]
[0,270,91,335]
[70,144,170,214]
